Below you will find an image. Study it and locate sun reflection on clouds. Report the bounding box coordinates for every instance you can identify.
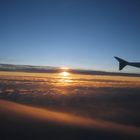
[58,71,73,86]
[59,71,70,77]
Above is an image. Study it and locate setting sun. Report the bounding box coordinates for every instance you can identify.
[60,67,69,70]
[59,71,70,77]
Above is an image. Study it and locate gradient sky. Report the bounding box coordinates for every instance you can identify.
[0,0,140,73]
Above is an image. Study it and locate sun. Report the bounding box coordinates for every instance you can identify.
[59,71,70,77]
[60,67,69,70]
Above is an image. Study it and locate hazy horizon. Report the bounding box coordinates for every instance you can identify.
[1,63,140,76]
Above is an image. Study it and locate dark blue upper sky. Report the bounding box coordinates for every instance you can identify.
[0,0,140,73]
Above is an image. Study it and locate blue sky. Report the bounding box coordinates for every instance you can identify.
[0,0,140,73]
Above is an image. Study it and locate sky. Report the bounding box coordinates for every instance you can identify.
[0,0,140,73]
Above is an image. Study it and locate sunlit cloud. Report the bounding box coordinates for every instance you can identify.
[0,71,140,129]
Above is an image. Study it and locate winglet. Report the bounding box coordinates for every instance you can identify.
[115,57,128,70]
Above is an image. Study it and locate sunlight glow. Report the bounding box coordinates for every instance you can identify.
[60,67,69,70]
[59,71,70,77]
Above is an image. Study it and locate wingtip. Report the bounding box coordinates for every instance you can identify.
[114,56,119,59]
[114,57,127,71]
[114,56,120,61]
